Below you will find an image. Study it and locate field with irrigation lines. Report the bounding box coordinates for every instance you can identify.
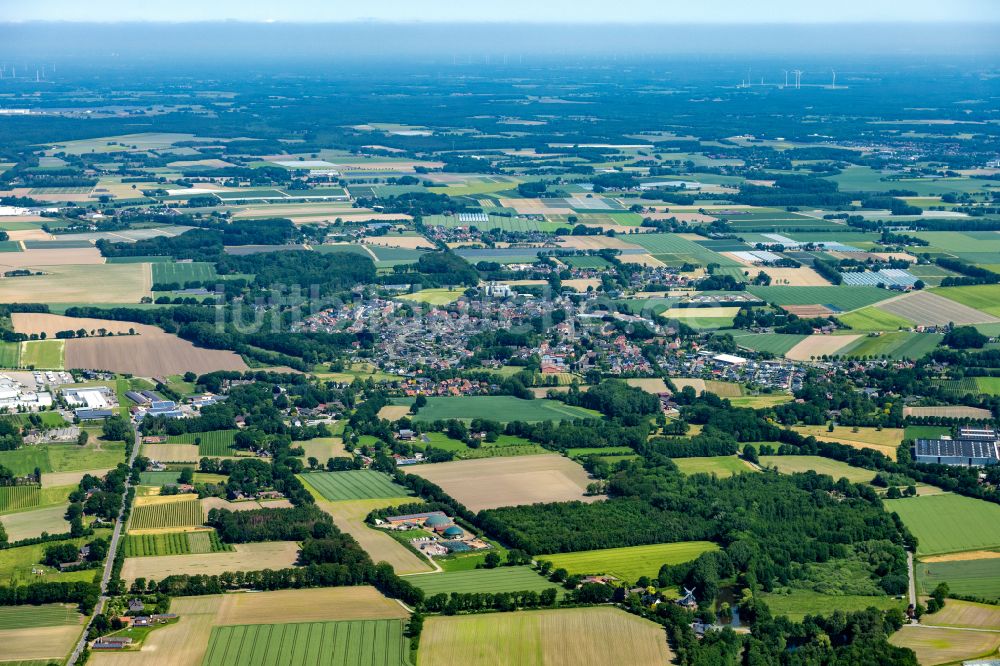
[0,485,40,512]
[917,558,1000,601]
[166,430,238,457]
[152,262,218,284]
[302,470,410,501]
[203,619,411,666]
[409,566,560,596]
[129,497,204,531]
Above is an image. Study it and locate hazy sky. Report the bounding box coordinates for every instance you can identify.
[6,0,1000,23]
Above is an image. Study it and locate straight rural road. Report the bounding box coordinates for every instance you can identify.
[907,551,916,609]
[68,426,142,665]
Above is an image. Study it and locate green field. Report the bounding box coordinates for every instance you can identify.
[626,233,741,266]
[746,286,893,311]
[759,455,876,484]
[539,541,719,582]
[728,332,807,355]
[20,340,64,369]
[933,284,1000,317]
[203,619,411,666]
[0,603,81,630]
[129,498,203,531]
[0,342,21,367]
[562,255,611,269]
[151,261,218,284]
[839,307,914,331]
[301,470,410,501]
[138,470,185,486]
[835,332,941,360]
[566,446,635,459]
[917,558,1000,600]
[124,529,231,557]
[394,396,599,424]
[0,441,125,476]
[672,456,756,478]
[885,493,1000,556]
[409,565,560,596]
[166,430,238,457]
[763,589,904,622]
[904,425,952,440]
[395,288,464,305]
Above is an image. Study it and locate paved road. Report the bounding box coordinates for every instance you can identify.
[67,427,142,666]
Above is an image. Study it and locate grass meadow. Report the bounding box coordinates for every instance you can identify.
[409,566,560,596]
[539,542,719,582]
[885,493,1000,556]
[301,470,411,501]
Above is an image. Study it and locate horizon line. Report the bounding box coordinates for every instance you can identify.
[2,19,999,25]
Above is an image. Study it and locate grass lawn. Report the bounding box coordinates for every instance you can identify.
[408,566,560,596]
[394,396,599,424]
[0,441,125,476]
[759,455,876,484]
[395,288,464,305]
[566,446,635,459]
[0,530,110,584]
[728,394,794,409]
[539,542,719,582]
[763,589,904,622]
[885,493,1000,556]
[904,425,952,441]
[672,456,756,478]
[19,340,64,369]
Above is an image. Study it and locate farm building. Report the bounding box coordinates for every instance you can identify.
[914,438,1000,467]
[75,408,114,420]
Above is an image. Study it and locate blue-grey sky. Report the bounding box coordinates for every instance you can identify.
[6,0,1000,23]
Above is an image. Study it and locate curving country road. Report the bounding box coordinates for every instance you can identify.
[67,426,141,666]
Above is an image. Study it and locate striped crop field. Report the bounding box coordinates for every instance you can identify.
[0,485,40,512]
[129,497,203,531]
[0,603,80,629]
[166,430,237,457]
[409,566,560,597]
[203,619,411,666]
[124,529,232,556]
[301,470,411,501]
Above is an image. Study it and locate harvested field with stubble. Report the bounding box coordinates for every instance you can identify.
[406,454,599,512]
[200,496,293,513]
[877,290,1000,326]
[785,335,860,360]
[65,330,247,376]
[0,263,151,304]
[363,234,434,249]
[624,378,669,394]
[377,405,412,421]
[142,442,200,463]
[12,312,139,336]
[420,607,672,666]
[891,625,1000,666]
[905,405,994,420]
[312,496,433,575]
[121,541,300,583]
[0,624,85,662]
